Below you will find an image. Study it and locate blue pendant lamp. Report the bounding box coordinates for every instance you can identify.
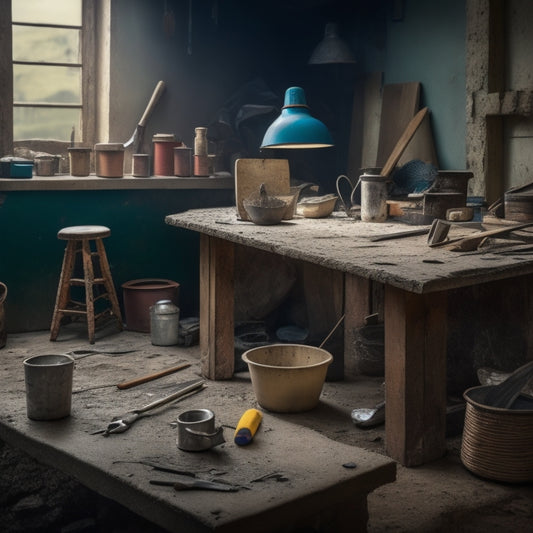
[260,87,334,149]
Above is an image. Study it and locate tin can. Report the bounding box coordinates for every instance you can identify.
[153,134,180,176]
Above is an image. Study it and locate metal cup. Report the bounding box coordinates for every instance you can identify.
[176,409,225,451]
[24,354,74,420]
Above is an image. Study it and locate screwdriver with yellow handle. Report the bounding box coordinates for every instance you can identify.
[234,408,262,446]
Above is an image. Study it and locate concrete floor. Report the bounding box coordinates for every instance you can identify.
[1,326,532,532]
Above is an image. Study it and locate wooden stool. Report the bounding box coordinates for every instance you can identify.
[50,225,123,344]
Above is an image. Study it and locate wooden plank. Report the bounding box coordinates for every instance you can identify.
[347,78,366,178]
[234,158,290,221]
[199,234,234,380]
[376,82,420,168]
[384,285,447,466]
[361,72,384,169]
[344,273,373,378]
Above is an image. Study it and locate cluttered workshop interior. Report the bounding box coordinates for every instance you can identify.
[1,0,532,532]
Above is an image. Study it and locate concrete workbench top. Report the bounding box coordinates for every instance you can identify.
[165,206,533,294]
[0,329,396,533]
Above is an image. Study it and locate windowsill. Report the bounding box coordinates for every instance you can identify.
[0,172,234,191]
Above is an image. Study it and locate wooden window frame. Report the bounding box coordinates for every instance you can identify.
[0,0,96,159]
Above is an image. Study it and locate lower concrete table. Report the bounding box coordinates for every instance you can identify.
[1,333,396,533]
[165,207,533,467]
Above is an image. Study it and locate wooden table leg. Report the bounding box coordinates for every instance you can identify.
[199,234,235,380]
[384,285,448,466]
[344,273,373,378]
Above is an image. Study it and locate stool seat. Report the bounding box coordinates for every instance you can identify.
[58,225,111,240]
[50,225,122,344]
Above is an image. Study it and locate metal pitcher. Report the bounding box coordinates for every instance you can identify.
[150,299,180,346]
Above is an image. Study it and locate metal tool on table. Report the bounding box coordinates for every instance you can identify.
[428,218,533,251]
[176,408,225,451]
[150,476,239,492]
[123,80,166,153]
[102,378,205,435]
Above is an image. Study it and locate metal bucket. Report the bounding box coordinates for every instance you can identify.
[0,282,7,349]
[24,354,74,420]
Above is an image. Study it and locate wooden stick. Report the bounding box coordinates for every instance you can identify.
[117,363,191,390]
[319,314,345,349]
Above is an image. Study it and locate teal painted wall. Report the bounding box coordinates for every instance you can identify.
[0,189,233,332]
[1,0,469,332]
[383,0,467,169]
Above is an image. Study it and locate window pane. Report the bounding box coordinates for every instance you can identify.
[13,26,80,63]
[14,107,81,141]
[14,64,81,104]
[12,0,81,26]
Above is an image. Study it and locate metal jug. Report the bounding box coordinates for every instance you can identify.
[150,299,180,346]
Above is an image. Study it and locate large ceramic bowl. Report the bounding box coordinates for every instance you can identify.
[241,344,333,412]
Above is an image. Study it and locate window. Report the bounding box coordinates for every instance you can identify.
[11,0,95,144]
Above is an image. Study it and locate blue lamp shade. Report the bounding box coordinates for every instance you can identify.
[260,87,334,149]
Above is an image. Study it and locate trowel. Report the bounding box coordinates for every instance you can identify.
[123,80,166,153]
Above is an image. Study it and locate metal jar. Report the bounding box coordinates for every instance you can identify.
[150,299,180,346]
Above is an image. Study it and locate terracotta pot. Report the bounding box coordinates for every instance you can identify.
[121,278,180,332]
[94,143,124,178]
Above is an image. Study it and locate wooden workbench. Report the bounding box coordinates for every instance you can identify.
[165,207,533,467]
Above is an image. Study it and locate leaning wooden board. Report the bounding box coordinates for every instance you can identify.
[234,158,290,221]
[376,82,420,167]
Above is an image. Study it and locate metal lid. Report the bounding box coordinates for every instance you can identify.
[151,299,179,315]
[152,133,177,142]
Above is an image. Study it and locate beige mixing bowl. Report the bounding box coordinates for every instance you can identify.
[241,344,333,413]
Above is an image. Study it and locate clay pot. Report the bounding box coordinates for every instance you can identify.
[121,278,180,332]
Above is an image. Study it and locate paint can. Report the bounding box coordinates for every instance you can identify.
[68,147,91,176]
[173,146,192,176]
[132,153,150,177]
[94,143,125,178]
[360,173,388,222]
[153,134,180,176]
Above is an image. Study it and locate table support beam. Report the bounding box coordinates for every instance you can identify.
[199,234,234,379]
[384,286,448,466]
[344,274,373,378]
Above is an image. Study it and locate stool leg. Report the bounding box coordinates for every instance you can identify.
[81,238,96,344]
[95,238,123,329]
[50,240,77,341]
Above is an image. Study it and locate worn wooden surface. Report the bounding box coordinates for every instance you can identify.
[165,207,533,295]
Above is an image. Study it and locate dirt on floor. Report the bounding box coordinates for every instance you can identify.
[1,326,532,532]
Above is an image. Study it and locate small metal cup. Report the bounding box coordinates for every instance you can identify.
[24,354,74,420]
[176,409,225,451]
